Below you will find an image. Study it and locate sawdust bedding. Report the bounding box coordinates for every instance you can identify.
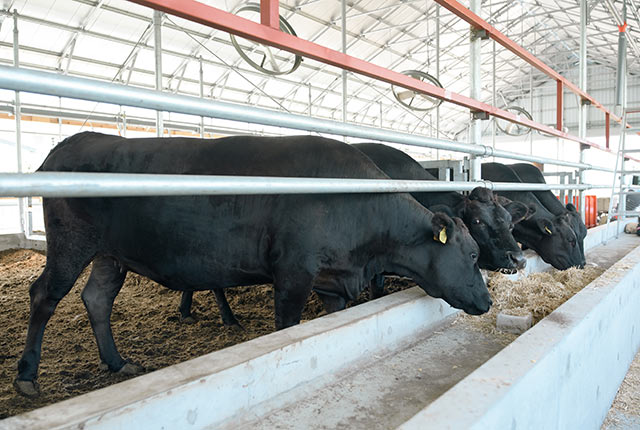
[0,248,415,418]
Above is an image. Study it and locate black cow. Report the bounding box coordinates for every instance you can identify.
[177,142,529,325]
[481,162,584,269]
[15,132,490,397]
[508,163,587,265]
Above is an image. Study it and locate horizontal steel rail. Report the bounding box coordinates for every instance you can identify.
[0,66,613,172]
[0,172,609,198]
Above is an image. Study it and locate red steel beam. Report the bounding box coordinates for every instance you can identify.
[128,0,625,157]
[260,0,279,29]
[556,80,563,131]
[606,112,610,149]
[434,0,623,125]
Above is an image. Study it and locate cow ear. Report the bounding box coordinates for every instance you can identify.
[536,218,554,236]
[495,195,512,206]
[431,212,455,244]
[525,204,537,219]
[468,187,492,203]
[566,203,578,213]
[503,201,529,224]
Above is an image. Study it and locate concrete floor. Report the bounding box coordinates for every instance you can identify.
[214,234,640,430]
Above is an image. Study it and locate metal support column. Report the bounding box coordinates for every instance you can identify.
[13,10,25,237]
[341,0,347,127]
[199,56,205,138]
[469,0,482,181]
[492,38,496,152]
[436,3,441,160]
[578,0,588,222]
[154,10,164,137]
[529,66,533,155]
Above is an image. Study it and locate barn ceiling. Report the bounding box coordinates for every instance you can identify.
[0,0,637,144]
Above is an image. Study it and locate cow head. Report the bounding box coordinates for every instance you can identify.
[408,212,492,315]
[450,188,528,272]
[515,212,584,270]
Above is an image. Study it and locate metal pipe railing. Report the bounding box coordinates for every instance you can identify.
[0,65,613,173]
[0,172,609,198]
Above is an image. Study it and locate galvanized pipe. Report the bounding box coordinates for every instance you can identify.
[0,172,608,198]
[0,66,613,172]
[469,0,482,181]
[13,10,25,236]
[153,10,163,137]
[615,0,628,106]
[199,56,204,138]
[579,0,588,223]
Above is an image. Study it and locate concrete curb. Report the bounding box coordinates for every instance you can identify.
[398,242,640,430]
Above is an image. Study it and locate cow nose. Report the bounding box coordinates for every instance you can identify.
[508,252,527,270]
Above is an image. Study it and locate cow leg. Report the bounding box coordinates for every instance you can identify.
[369,274,386,299]
[316,292,346,314]
[15,255,92,397]
[81,256,141,375]
[178,291,196,324]
[273,273,313,330]
[213,289,241,327]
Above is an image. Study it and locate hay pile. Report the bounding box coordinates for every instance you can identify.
[462,265,605,336]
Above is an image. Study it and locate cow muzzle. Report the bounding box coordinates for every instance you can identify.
[508,251,527,270]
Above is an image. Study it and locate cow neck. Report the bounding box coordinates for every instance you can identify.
[373,195,433,279]
[412,191,462,213]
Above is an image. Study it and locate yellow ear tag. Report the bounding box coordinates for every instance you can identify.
[437,227,447,244]
[544,226,552,235]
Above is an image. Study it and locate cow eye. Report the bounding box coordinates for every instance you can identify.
[472,219,481,225]
[570,239,577,247]
[470,252,478,261]
[509,223,515,231]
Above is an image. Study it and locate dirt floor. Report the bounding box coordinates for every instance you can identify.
[0,249,414,418]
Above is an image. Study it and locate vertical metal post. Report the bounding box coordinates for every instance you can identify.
[469,0,482,181]
[436,3,441,160]
[605,112,610,149]
[308,84,312,117]
[616,1,628,107]
[492,39,496,152]
[154,10,164,137]
[58,97,63,141]
[529,66,533,155]
[341,0,347,127]
[199,56,205,138]
[578,0,588,222]
[13,10,25,237]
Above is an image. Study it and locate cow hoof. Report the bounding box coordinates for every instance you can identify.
[14,378,40,398]
[181,315,197,325]
[118,362,144,375]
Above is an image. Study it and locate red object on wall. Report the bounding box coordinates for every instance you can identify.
[562,195,597,228]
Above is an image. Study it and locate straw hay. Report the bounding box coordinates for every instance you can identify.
[461,265,605,336]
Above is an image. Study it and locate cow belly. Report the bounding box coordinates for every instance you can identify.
[92,196,273,290]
